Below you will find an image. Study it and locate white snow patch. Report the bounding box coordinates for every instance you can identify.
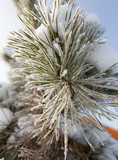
[7,135,16,144]
[17,115,34,135]
[43,0,53,7]
[86,13,100,23]
[60,69,68,78]
[88,44,118,72]
[35,24,53,56]
[0,108,13,132]
[51,4,68,37]
[36,24,49,43]
[40,0,65,8]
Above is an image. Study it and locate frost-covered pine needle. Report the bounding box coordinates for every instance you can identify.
[8,0,118,159]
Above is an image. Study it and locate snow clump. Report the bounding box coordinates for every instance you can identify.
[0,107,13,132]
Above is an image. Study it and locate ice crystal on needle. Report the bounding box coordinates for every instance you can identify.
[8,0,118,159]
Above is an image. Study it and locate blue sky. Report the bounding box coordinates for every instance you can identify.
[78,0,118,52]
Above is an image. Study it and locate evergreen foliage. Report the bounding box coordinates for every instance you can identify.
[0,0,118,160]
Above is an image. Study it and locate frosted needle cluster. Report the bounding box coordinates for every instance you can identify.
[8,0,118,159]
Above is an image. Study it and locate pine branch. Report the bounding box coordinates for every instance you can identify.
[8,0,118,159]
